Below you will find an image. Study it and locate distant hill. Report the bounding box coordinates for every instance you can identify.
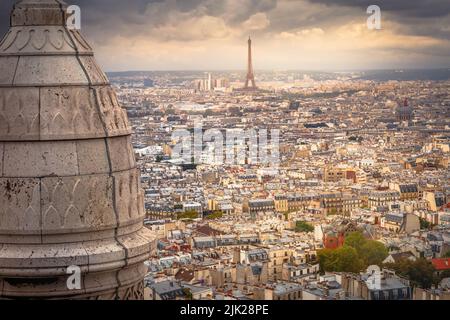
[106,69,450,82]
[355,69,450,81]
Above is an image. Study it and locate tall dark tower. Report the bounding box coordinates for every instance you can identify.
[245,37,257,89]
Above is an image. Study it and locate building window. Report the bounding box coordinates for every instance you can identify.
[402,289,408,298]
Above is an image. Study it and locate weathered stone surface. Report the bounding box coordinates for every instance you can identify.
[40,175,116,234]
[0,143,3,176]
[11,0,68,27]
[0,178,41,235]
[0,57,18,85]
[14,56,89,86]
[41,229,116,245]
[76,139,110,175]
[83,240,126,269]
[0,243,88,269]
[82,269,120,297]
[118,228,155,261]
[0,88,40,141]
[0,26,92,56]
[107,136,136,172]
[79,56,109,85]
[117,264,148,289]
[95,86,132,136]
[116,280,145,300]
[40,87,104,140]
[67,29,93,54]
[0,0,152,300]
[114,169,144,226]
[3,141,79,178]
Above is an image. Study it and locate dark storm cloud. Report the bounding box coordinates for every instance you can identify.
[299,0,450,40]
[308,0,450,18]
[0,0,278,39]
[1,0,447,40]
[0,0,448,69]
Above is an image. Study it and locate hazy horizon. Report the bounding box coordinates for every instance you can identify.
[105,67,450,73]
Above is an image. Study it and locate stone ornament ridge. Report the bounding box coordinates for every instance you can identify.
[0,0,155,299]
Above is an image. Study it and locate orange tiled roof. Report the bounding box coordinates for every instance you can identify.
[431,258,450,271]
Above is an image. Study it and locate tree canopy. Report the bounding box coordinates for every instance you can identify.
[177,210,199,220]
[318,247,363,273]
[205,211,224,220]
[295,221,314,233]
[318,231,388,273]
[384,258,439,289]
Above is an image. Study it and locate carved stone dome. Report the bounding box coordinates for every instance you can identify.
[0,0,154,299]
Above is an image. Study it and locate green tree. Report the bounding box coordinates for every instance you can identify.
[318,247,363,273]
[344,232,388,268]
[334,246,364,273]
[443,251,450,258]
[295,221,314,233]
[318,231,388,273]
[182,288,193,300]
[206,211,224,220]
[327,208,338,216]
[419,218,431,230]
[360,240,388,266]
[384,258,438,289]
[317,248,337,273]
[344,232,366,254]
[177,210,199,220]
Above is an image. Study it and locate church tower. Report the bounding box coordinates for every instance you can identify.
[0,0,154,299]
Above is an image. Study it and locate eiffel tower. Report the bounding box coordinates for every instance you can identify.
[244,37,257,89]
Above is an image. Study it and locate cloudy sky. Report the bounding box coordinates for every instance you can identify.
[1,0,449,71]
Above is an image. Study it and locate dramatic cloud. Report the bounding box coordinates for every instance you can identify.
[308,0,450,18]
[0,0,448,70]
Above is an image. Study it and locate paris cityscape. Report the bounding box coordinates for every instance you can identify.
[0,0,449,304]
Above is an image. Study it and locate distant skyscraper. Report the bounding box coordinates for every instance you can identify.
[207,72,212,91]
[244,37,257,89]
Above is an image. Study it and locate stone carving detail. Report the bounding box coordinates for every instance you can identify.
[86,281,144,300]
[80,56,109,84]
[95,86,131,136]
[120,281,145,300]
[107,136,136,171]
[0,88,40,140]
[68,29,93,52]
[41,176,116,232]
[114,169,142,224]
[40,87,104,140]
[0,27,93,55]
[85,291,117,301]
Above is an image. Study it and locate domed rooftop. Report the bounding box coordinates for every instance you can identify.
[0,0,154,299]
